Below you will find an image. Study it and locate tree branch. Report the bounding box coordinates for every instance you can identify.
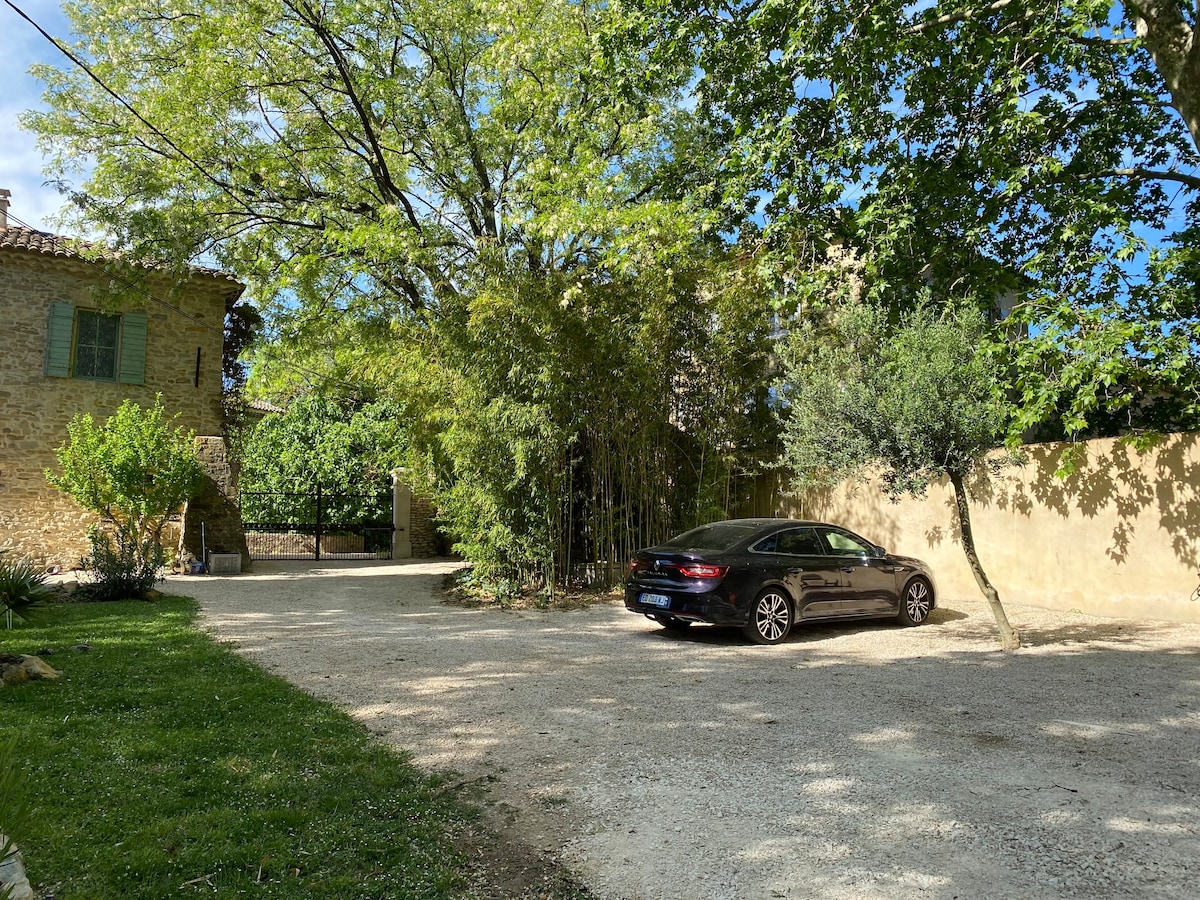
[1035,165,1200,190]
[908,0,1019,35]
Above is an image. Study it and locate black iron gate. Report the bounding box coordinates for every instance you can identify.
[241,483,394,560]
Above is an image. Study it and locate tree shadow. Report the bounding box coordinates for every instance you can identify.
[983,434,1200,568]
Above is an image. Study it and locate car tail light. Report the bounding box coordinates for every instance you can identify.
[678,563,729,578]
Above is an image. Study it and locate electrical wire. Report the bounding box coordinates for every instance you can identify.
[2,0,261,221]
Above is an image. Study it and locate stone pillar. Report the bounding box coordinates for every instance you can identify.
[181,436,249,570]
[392,469,413,559]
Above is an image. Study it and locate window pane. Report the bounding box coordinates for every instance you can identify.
[778,528,824,555]
[75,311,120,379]
[823,529,872,556]
[661,523,757,552]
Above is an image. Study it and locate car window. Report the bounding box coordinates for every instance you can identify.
[754,527,824,555]
[661,523,757,552]
[821,528,874,557]
[752,533,778,553]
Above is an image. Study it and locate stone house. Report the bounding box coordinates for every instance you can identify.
[0,190,246,569]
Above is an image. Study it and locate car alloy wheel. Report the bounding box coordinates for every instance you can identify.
[744,589,792,645]
[899,577,932,626]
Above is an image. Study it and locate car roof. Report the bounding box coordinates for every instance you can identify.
[705,518,823,528]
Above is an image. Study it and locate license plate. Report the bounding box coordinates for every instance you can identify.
[639,592,671,608]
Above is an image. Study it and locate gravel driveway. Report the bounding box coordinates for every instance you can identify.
[168,560,1200,899]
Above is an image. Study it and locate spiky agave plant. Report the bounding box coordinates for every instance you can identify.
[0,551,54,628]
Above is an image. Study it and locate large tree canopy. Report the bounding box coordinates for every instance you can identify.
[632,0,1200,441]
[30,0,697,306]
[27,0,774,589]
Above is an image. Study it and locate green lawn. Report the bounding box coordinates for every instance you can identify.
[0,597,544,899]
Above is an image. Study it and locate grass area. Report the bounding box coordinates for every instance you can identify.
[0,597,586,899]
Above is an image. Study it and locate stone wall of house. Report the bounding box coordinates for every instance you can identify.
[182,436,250,568]
[410,496,441,558]
[0,247,239,569]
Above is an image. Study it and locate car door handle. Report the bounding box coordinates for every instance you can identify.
[787,567,804,575]
[839,566,855,573]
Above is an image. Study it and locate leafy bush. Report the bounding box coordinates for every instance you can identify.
[0,551,54,627]
[235,395,404,525]
[46,397,203,600]
[80,527,164,602]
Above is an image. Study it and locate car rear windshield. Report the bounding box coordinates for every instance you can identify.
[660,523,757,553]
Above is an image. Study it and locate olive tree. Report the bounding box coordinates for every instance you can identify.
[778,298,1022,650]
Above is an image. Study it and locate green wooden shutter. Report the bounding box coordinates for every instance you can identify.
[44,302,75,377]
[118,311,148,385]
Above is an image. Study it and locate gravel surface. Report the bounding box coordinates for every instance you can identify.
[168,560,1200,899]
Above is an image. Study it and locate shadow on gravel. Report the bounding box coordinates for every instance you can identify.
[186,563,1200,900]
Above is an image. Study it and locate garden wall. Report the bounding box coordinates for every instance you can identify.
[741,433,1200,625]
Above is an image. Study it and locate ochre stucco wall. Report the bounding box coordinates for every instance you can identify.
[0,246,238,567]
[744,433,1200,625]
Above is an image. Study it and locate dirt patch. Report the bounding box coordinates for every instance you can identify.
[441,571,622,612]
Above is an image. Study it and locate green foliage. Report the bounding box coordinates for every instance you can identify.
[236,395,404,525]
[402,253,777,589]
[779,294,1023,647]
[24,0,774,590]
[635,0,1200,441]
[0,599,480,898]
[46,398,203,599]
[80,527,165,603]
[779,297,1010,495]
[0,552,55,627]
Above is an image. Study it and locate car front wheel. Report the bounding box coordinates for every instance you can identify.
[743,589,793,645]
[898,577,933,626]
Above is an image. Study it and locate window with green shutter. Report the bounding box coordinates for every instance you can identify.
[75,310,121,380]
[44,302,75,377]
[43,304,149,384]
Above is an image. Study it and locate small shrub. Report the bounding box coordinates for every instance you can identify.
[47,397,202,600]
[80,527,164,602]
[0,551,54,626]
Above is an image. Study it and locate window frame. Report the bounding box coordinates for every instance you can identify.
[43,302,148,386]
[72,308,122,382]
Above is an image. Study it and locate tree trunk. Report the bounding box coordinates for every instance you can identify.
[1126,2,1200,153]
[948,470,1021,650]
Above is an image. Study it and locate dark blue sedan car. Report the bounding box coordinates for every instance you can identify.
[625,518,936,644]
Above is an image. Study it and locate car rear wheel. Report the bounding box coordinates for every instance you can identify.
[898,577,933,626]
[652,613,692,631]
[743,589,792,645]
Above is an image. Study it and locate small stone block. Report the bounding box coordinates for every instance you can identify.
[206,552,242,575]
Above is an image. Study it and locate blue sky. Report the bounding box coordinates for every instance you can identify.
[1,1,74,230]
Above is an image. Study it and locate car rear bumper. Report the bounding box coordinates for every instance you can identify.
[624,584,744,626]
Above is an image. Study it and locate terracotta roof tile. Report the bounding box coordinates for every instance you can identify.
[0,225,242,288]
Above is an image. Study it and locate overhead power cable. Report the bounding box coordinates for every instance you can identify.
[2,0,261,220]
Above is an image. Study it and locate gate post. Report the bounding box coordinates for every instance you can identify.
[314,483,323,561]
[392,469,413,559]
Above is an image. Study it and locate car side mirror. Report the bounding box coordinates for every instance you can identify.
[874,545,887,557]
